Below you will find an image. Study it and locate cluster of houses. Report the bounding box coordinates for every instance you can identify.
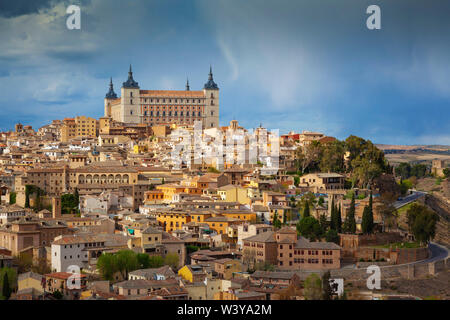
[0,118,409,300]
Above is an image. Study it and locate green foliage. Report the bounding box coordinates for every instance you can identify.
[330,198,341,232]
[61,193,79,214]
[319,214,328,233]
[164,253,180,270]
[52,290,63,300]
[325,229,339,244]
[296,216,322,241]
[343,193,356,234]
[319,140,345,173]
[97,250,141,281]
[345,135,387,188]
[148,255,164,268]
[272,212,282,229]
[9,192,16,204]
[0,267,16,300]
[304,273,322,300]
[443,168,450,178]
[25,185,44,210]
[254,261,275,272]
[207,166,220,173]
[396,162,428,179]
[294,176,300,187]
[361,206,374,234]
[406,203,439,244]
[302,202,310,218]
[318,196,324,206]
[186,245,200,254]
[398,179,413,196]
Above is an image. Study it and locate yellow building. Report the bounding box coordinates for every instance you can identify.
[60,116,97,142]
[60,118,76,143]
[75,116,97,138]
[17,272,45,295]
[204,216,242,235]
[156,211,191,232]
[218,185,250,205]
[214,259,243,280]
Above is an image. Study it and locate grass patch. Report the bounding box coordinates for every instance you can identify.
[396,201,417,215]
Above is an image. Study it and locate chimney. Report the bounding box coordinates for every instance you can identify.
[52,196,61,219]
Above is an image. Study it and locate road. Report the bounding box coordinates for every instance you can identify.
[393,190,427,209]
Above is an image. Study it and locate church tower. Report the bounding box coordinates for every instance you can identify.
[203,66,219,129]
[121,65,141,123]
[104,77,117,117]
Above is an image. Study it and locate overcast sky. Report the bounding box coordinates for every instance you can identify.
[0,0,449,145]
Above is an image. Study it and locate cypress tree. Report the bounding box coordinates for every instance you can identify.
[303,202,310,218]
[2,272,11,300]
[337,204,342,233]
[344,193,356,234]
[330,197,336,230]
[361,206,371,234]
[368,191,374,233]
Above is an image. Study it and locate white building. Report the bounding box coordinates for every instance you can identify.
[237,223,272,249]
[80,190,133,215]
[51,233,128,273]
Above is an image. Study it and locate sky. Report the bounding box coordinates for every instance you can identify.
[0,0,449,145]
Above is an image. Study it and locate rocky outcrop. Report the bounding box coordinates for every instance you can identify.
[424,194,450,248]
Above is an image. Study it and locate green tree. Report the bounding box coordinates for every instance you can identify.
[337,204,342,233]
[148,255,164,268]
[319,140,345,173]
[136,253,151,269]
[344,193,356,234]
[322,271,338,300]
[325,229,339,244]
[97,253,117,281]
[302,202,310,218]
[164,253,180,270]
[406,203,439,244]
[361,206,374,234]
[318,196,324,206]
[207,166,220,173]
[443,168,450,178]
[304,273,322,300]
[9,192,16,205]
[319,214,328,235]
[52,290,63,300]
[296,216,322,241]
[272,212,282,229]
[395,162,411,179]
[61,193,79,214]
[1,271,11,300]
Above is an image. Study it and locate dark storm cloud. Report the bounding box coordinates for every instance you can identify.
[0,0,54,17]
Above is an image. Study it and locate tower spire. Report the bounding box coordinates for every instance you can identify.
[204,65,219,90]
[105,77,117,99]
[123,64,139,88]
[186,78,190,91]
[208,65,213,80]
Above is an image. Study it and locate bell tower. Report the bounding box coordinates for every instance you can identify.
[121,65,141,123]
[104,77,117,117]
[203,66,219,129]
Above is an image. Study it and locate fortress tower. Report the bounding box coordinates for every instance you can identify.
[104,65,220,129]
